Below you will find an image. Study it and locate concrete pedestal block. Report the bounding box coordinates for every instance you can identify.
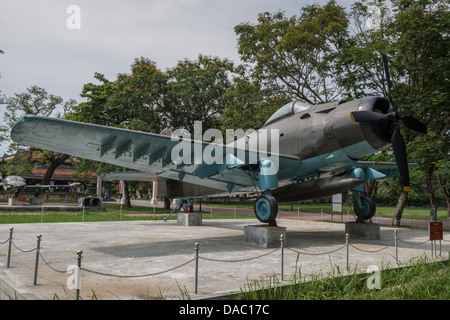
[345,222,380,240]
[177,213,202,226]
[244,225,286,248]
[29,198,44,205]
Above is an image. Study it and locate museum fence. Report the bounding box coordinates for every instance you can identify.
[1,227,449,299]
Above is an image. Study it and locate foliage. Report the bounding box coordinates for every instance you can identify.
[234,0,349,104]
[238,258,450,300]
[163,54,236,132]
[0,86,76,184]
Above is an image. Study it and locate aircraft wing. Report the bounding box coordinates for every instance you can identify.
[103,171,164,182]
[11,116,302,193]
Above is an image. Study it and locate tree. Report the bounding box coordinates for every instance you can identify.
[391,0,449,221]
[1,86,76,184]
[163,54,236,132]
[112,57,167,133]
[234,0,350,104]
[66,59,168,207]
[221,65,290,131]
[344,0,449,222]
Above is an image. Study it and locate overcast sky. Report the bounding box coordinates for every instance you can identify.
[0,0,356,155]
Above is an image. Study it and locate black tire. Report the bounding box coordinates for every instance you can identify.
[254,194,278,223]
[354,196,376,220]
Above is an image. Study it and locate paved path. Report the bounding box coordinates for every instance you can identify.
[1,218,448,300]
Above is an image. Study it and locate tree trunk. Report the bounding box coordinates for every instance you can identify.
[123,180,132,208]
[163,197,171,210]
[436,174,450,219]
[392,190,408,227]
[425,168,438,221]
[367,180,379,200]
[41,153,70,185]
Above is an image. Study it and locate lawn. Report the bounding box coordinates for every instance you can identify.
[0,202,254,224]
[206,201,449,221]
[0,201,447,224]
[236,257,450,300]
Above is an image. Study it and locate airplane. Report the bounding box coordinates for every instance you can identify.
[1,175,81,197]
[10,53,427,224]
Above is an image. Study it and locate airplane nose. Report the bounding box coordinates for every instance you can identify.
[353,96,392,151]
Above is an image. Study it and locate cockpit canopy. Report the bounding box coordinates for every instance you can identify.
[264,101,312,126]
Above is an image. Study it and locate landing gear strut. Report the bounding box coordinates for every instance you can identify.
[254,193,278,226]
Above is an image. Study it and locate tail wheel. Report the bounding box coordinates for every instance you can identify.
[254,194,278,223]
[354,196,376,220]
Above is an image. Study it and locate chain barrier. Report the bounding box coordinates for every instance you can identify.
[11,240,37,253]
[38,252,68,274]
[199,248,280,263]
[1,227,449,298]
[286,244,346,256]
[80,258,196,278]
[397,237,430,246]
[349,243,391,253]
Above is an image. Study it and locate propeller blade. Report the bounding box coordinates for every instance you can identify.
[350,111,395,123]
[391,124,410,191]
[401,116,428,134]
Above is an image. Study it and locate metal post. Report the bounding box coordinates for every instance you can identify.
[345,233,350,272]
[210,207,212,219]
[82,204,85,223]
[76,250,83,300]
[297,208,300,220]
[434,240,437,257]
[394,230,398,261]
[234,207,236,219]
[194,242,199,294]
[321,209,323,222]
[120,205,123,221]
[430,240,434,258]
[33,234,42,285]
[153,206,156,220]
[411,214,413,229]
[7,227,14,268]
[280,234,284,281]
[41,205,44,223]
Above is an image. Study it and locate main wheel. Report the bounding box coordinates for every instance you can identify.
[254,194,278,223]
[354,196,376,220]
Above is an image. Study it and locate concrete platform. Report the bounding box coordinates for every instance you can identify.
[345,222,380,240]
[0,218,448,300]
[244,225,286,248]
[177,213,202,226]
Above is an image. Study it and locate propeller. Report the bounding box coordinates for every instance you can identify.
[350,52,428,192]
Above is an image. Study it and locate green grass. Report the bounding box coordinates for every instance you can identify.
[206,202,449,221]
[0,201,447,224]
[236,256,450,300]
[0,202,253,224]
